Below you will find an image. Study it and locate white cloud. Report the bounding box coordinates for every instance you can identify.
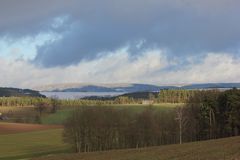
[0,48,240,88]
[0,32,61,60]
[159,53,240,84]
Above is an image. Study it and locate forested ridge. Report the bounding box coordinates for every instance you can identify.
[0,87,45,98]
[0,89,236,106]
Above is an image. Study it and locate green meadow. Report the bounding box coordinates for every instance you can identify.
[0,129,69,160]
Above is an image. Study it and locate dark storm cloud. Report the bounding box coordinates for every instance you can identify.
[1,0,240,67]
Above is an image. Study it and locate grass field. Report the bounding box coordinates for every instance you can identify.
[41,109,74,125]
[0,128,69,160]
[1,123,239,160]
[34,136,240,160]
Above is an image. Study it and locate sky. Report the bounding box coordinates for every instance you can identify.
[0,0,240,88]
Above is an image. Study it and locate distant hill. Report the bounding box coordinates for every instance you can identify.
[35,83,240,93]
[82,92,159,100]
[181,83,240,89]
[35,83,177,92]
[0,87,46,97]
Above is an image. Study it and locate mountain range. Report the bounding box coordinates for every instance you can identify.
[35,83,240,93]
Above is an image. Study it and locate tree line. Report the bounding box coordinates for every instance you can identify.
[186,88,240,139]
[0,97,139,107]
[63,106,178,152]
[157,89,210,103]
[0,89,219,107]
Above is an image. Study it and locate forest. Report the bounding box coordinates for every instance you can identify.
[63,88,240,152]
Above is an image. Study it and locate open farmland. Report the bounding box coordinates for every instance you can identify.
[34,136,240,160]
[0,102,239,160]
[1,122,240,160]
[0,128,69,160]
[41,109,74,125]
[0,122,62,134]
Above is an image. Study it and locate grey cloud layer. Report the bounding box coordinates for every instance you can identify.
[1,0,240,67]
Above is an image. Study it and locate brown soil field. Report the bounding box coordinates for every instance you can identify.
[0,122,63,134]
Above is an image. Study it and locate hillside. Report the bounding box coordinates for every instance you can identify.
[34,136,240,160]
[82,91,159,100]
[35,83,240,92]
[0,87,45,97]
[35,83,170,92]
